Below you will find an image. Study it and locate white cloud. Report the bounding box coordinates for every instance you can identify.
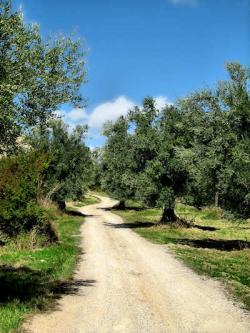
[88,96,135,128]
[66,108,88,122]
[154,96,173,110]
[168,0,198,5]
[56,108,88,124]
[58,95,172,129]
[57,95,172,146]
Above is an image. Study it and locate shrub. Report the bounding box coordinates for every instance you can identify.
[0,151,57,242]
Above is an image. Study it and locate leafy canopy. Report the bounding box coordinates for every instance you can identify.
[0,0,86,154]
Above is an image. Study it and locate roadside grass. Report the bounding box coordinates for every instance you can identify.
[90,189,108,197]
[114,202,250,310]
[73,194,100,207]
[66,194,100,215]
[0,210,84,333]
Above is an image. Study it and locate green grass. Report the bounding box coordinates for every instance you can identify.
[73,194,100,207]
[66,194,100,213]
[175,247,250,309]
[114,201,250,310]
[90,189,108,197]
[67,193,101,210]
[0,210,84,333]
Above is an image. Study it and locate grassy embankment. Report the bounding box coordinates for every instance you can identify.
[0,195,96,333]
[72,193,100,207]
[114,201,250,310]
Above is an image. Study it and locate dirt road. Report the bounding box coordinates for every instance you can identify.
[26,195,250,333]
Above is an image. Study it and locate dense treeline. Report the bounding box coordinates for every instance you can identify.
[0,1,91,241]
[1,0,249,240]
[101,63,250,222]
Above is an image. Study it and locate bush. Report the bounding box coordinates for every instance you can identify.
[0,151,57,241]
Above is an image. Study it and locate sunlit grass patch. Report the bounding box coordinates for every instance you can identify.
[67,194,100,212]
[0,303,28,333]
[90,189,108,197]
[74,194,100,207]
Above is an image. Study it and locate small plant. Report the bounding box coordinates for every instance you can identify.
[5,229,48,251]
[201,207,223,220]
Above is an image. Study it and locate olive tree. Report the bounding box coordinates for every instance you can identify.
[130,99,189,224]
[27,120,92,209]
[0,0,85,154]
[102,116,135,209]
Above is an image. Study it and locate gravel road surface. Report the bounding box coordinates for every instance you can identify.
[25,195,250,333]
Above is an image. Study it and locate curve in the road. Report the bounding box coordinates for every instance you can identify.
[25,195,250,333]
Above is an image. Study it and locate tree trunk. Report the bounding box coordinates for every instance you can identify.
[159,207,190,227]
[160,207,178,224]
[215,191,219,207]
[58,200,66,211]
[116,199,125,210]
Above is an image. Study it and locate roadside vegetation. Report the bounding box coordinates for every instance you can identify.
[0,0,91,244]
[66,194,100,214]
[0,1,91,332]
[114,201,250,310]
[73,194,100,207]
[0,206,84,333]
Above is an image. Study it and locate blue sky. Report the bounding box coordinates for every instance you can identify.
[14,0,249,147]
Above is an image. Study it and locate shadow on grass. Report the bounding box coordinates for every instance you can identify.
[192,224,219,231]
[66,210,93,218]
[104,221,154,229]
[101,206,145,212]
[0,265,95,305]
[120,207,145,211]
[105,220,219,232]
[173,238,250,251]
[104,221,249,251]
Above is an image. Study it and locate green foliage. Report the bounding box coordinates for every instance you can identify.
[0,0,86,154]
[102,116,136,203]
[0,0,88,239]
[27,119,92,206]
[0,151,55,238]
[101,62,250,219]
[129,99,161,207]
[219,138,250,216]
[178,63,250,216]
[0,5,90,329]
[103,98,189,221]
[90,148,103,189]
[104,63,250,221]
